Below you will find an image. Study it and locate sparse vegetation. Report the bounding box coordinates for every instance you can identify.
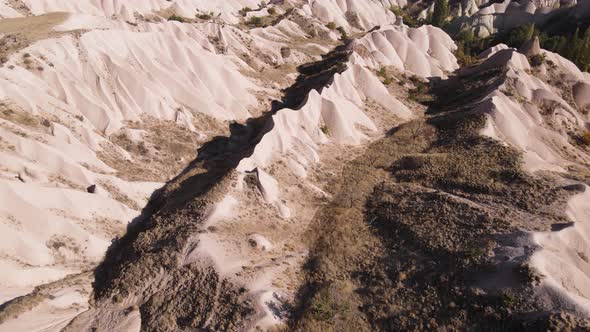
[452,22,590,71]
[291,62,576,330]
[450,25,535,68]
[308,286,349,321]
[239,7,252,17]
[112,132,149,155]
[389,5,418,28]
[454,45,477,66]
[325,21,336,30]
[267,7,276,15]
[99,180,141,210]
[407,75,431,103]
[377,67,393,85]
[320,125,330,135]
[581,131,590,146]
[453,29,478,66]
[0,107,40,128]
[540,26,590,71]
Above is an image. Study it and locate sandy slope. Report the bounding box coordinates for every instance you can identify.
[197,25,458,329]
[60,23,457,330]
[1,0,589,330]
[457,44,590,315]
[0,0,457,330]
[532,187,590,316]
[0,17,259,310]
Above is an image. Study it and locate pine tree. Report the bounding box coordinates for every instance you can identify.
[580,27,590,71]
[431,0,449,28]
[566,27,581,61]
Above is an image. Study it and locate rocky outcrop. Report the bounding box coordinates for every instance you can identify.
[519,35,541,56]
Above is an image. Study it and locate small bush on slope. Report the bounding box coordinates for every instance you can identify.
[389,5,418,28]
[248,16,263,27]
[168,15,185,23]
[529,53,546,67]
[239,7,252,17]
[336,26,347,40]
[196,12,213,20]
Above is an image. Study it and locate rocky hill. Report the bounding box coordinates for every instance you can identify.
[0,0,589,331]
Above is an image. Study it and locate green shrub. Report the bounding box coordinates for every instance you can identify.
[321,125,330,135]
[451,29,487,67]
[326,21,336,30]
[502,292,518,307]
[582,131,590,145]
[310,297,335,321]
[455,43,477,66]
[336,26,347,40]
[267,7,276,15]
[168,15,185,22]
[506,23,535,48]
[389,5,403,16]
[196,12,212,20]
[308,287,349,321]
[377,67,393,85]
[430,0,449,27]
[112,293,124,303]
[529,53,546,67]
[248,16,263,27]
[239,7,252,16]
[389,5,418,28]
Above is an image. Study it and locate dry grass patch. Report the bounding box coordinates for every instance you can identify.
[98,180,142,210]
[99,118,201,182]
[0,104,40,128]
[0,13,68,61]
